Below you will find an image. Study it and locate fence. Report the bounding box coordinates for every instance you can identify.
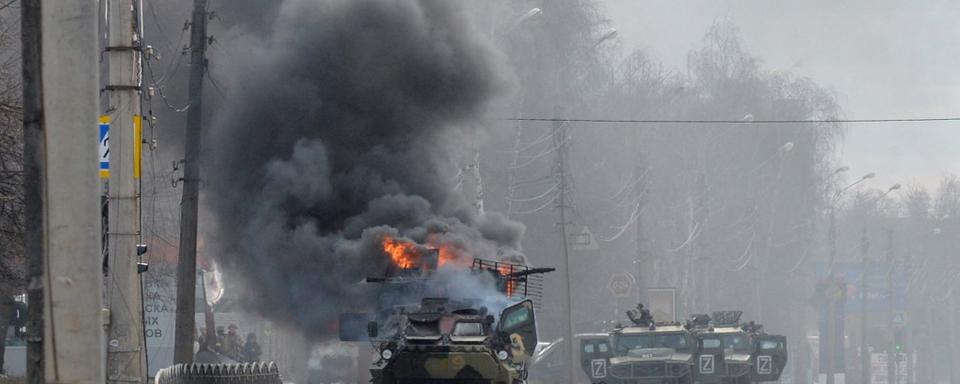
[155,362,281,384]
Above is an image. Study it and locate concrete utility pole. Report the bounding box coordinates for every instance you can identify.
[860,226,870,384]
[20,2,44,382]
[825,192,838,384]
[22,0,104,382]
[885,228,896,384]
[633,158,648,304]
[174,0,208,363]
[552,109,577,384]
[105,0,147,381]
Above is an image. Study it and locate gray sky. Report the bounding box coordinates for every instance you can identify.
[604,0,959,190]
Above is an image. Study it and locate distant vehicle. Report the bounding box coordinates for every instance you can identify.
[687,311,787,384]
[579,304,695,384]
[577,306,787,384]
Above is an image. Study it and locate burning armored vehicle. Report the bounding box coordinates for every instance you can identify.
[366,296,538,384]
[340,237,552,384]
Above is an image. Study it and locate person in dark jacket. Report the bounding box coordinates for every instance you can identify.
[241,332,263,362]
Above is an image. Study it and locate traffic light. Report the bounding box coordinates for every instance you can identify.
[894,326,905,353]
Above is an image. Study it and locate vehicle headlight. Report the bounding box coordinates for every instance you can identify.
[381,348,394,360]
[497,350,509,361]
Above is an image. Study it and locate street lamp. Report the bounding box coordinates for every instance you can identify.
[834,172,876,202]
[859,183,901,384]
[826,171,874,384]
[516,8,543,24]
[831,172,875,268]
[594,28,618,46]
[779,141,795,154]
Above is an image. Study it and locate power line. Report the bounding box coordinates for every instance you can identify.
[505,117,960,124]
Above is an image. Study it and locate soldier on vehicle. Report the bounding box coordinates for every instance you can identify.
[223,323,243,360]
[241,332,262,362]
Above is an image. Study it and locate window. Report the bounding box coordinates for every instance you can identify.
[501,307,531,330]
[405,321,440,337]
[615,335,653,354]
[721,334,751,352]
[654,333,688,349]
[701,338,721,349]
[760,340,780,350]
[584,343,595,353]
[453,322,485,337]
[616,333,688,353]
[598,343,609,353]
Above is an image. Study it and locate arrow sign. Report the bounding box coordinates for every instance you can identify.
[892,312,905,325]
[99,115,110,179]
[571,226,600,251]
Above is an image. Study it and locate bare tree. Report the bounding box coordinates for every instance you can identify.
[0,1,24,373]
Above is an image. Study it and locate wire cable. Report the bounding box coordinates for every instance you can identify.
[505,117,960,125]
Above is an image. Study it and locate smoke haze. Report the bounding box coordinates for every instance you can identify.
[207,0,522,337]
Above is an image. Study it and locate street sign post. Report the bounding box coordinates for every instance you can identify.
[99,115,109,179]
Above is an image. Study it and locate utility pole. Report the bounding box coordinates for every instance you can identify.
[950,277,958,384]
[885,228,896,384]
[174,0,208,363]
[633,158,648,304]
[20,1,44,382]
[105,0,147,381]
[553,109,577,384]
[825,203,837,384]
[22,0,104,382]
[860,226,870,384]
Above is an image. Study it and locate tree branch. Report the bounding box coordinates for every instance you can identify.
[0,102,21,114]
[0,0,17,11]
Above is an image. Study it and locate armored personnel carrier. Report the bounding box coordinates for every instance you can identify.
[579,304,695,384]
[687,311,787,384]
[340,240,552,383]
[366,297,537,384]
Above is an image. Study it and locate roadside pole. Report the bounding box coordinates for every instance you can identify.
[104,0,148,381]
[860,226,869,384]
[20,1,44,381]
[24,0,104,381]
[174,0,208,363]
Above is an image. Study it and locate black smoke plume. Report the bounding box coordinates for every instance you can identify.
[207,0,521,338]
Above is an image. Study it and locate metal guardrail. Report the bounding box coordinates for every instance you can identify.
[155,362,282,384]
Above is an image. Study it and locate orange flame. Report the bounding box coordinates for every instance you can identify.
[383,235,476,271]
[498,264,516,297]
[426,235,471,268]
[383,237,419,269]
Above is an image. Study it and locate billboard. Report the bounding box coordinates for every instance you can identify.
[815,262,910,312]
[647,288,677,323]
